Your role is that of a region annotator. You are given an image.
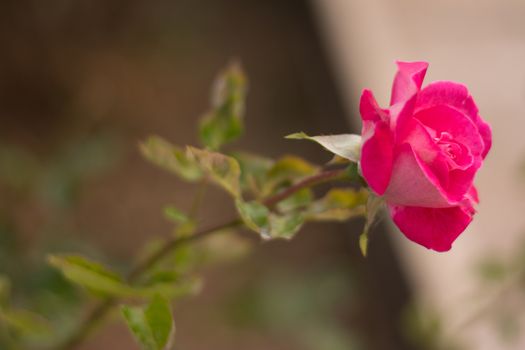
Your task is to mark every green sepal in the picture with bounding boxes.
[286,132,362,162]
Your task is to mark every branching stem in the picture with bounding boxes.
[54,167,347,350]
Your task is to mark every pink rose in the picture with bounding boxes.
[359,61,492,251]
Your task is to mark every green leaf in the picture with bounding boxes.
[306,188,368,222]
[199,62,247,150]
[186,147,241,198]
[122,306,157,350]
[48,255,127,297]
[198,230,252,263]
[235,199,270,232]
[268,212,305,240]
[286,132,362,162]
[232,151,274,197]
[49,255,199,298]
[235,200,305,240]
[163,206,189,224]
[138,277,202,299]
[0,308,52,339]
[262,156,319,196]
[145,295,174,348]
[121,295,174,350]
[140,136,203,181]
[277,188,313,213]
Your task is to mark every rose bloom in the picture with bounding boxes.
[359,61,492,251]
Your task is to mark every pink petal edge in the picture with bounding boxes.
[388,204,473,252]
[390,61,429,105]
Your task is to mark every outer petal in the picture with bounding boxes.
[467,185,479,204]
[360,89,388,122]
[416,81,492,158]
[384,143,457,207]
[359,89,394,195]
[388,204,473,252]
[360,121,394,195]
[390,61,429,105]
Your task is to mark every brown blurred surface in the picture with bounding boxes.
[0,1,415,349]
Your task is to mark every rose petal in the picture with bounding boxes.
[467,185,479,204]
[360,121,394,195]
[388,204,473,252]
[396,118,450,189]
[414,105,484,158]
[360,89,388,122]
[416,81,492,158]
[384,143,458,207]
[447,160,481,202]
[390,61,429,105]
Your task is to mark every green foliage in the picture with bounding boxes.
[48,255,127,297]
[162,205,197,238]
[305,188,367,221]
[163,206,190,225]
[0,147,39,191]
[277,188,313,213]
[140,136,203,181]
[197,230,252,264]
[199,62,247,150]
[0,308,52,341]
[48,255,199,299]
[401,304,445,350]
[268,212,305,240]
[0,275,55,347]
[235,200,270,232]
[262,155,318,197]
[18,61,376,349]
[232,151,274,198]
[235,200,305,240]
[226,266,361,350]
[359,194,384,257]
[286,132,362,163]
[121,295,174,350]
[186,147,241,198]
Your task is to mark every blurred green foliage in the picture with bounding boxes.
[0,132,120,348]
[199,62,247,151]
[225,265,363,350]
[121,295,174,350]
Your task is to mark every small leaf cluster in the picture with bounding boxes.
[140,63,370,244]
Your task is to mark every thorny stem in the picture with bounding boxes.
[54,168,347,350]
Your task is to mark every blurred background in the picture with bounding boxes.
[0,0,524,349]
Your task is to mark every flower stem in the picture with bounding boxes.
[53,167,347,350]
